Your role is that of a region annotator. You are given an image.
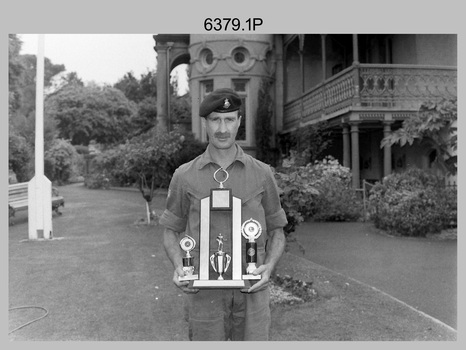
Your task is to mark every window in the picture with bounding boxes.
[232,80,249,142]
[200,48,214,68]
[232,47,250,67]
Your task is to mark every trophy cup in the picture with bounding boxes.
[209,234,231,280]
[242,218,262,280]
[179,235,198,281]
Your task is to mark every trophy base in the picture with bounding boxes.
[192,279,245,288]
[179,274,199,282]
[242,274,261,280]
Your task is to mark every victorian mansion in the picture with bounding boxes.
[153,34,457,187]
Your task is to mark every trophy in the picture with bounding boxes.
[193,167,245,289]
[179,235,198,281]
[209,234,231,280]
[242,218,262,280]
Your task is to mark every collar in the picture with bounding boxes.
[197,143,248,170]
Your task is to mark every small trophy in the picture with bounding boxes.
[179,235,198,281]
[242,218,262,280]
[210,234,231,280]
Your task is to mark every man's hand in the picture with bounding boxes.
[241,227,285,294]
[241,263,273,293]
[172,268,199,294]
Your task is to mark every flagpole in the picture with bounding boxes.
[28,34,53,240]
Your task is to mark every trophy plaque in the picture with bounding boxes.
[179,235,199,281]
[192,167,245,289]
[241,218,262,280]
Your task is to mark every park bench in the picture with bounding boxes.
[8,182,65,225]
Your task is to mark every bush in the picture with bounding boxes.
[274,162,319,235]
[309,157,363,222]
[44,138,80,184]
[84,172,110,189]
[368,168,456,237]
[9,132,33,182]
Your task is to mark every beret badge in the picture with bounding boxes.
[223,98,231,109]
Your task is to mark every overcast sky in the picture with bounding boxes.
[18,34,188,94]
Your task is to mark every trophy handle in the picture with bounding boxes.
[224,254,231,272]
[210,254,217,272]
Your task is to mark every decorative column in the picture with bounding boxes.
[155,46,168,132]
[352,34,361,107]
[350,122,360,188]
[342,124,350,168]
[321,34,327,81]
[383,121,393,177]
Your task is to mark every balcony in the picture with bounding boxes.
[283,64,457,131]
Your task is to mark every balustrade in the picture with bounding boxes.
[283,64,457,130]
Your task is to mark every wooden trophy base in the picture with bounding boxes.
[193,279,245,289]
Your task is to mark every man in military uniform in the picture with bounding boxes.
[160,88,287,341]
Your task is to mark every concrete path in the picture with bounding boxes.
[291,221,457,329]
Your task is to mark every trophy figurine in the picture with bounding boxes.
[179,235,198,281]
[241,218,262,280]
[210,234,231,280]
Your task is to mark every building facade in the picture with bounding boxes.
[154,34,457,187]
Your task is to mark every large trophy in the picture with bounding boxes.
[181,167,262,289]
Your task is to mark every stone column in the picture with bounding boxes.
[383,122,393,177]
[342,124,350,168]
[155,46,168,132]
[321,34,327,81]
[350,122,360,188]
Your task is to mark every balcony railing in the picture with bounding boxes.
[283,64,457,130]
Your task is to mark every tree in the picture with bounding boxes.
[45,84,137,146]
[120,129,184,224]
[381,98,457,175]
[8,34,24,115]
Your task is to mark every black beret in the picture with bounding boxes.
[199,88,242,118]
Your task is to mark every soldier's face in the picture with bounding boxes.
[203,111,241,150]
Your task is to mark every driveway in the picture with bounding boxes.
[292,221,457,329]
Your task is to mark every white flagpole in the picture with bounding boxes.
[28,34,53,240]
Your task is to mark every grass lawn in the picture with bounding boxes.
[8,184,457,341]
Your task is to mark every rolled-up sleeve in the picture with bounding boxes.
[159,169,188,233]
[262,167,288,232]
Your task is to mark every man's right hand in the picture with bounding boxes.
[172,268,199,294]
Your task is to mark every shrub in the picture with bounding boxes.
[274,163,319,235]
[368,168,456,236]
[44,138,79,184]
[308,157,363,222]
[275,154,363,235]
[84,172,110,189]
[9,132,33,182]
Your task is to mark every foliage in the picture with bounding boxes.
[307,157,363,222]
[84,172,110,189]
[45,84,137,146]
[255,78,277,166]
[368,168,456,237]
[381,98,457,175]
[8,34,24,115]
[120,129,184,197]
[114,71,157,103]
[274,154,320,235]
[44,139,80,184]
[9,131,33,182]
[279,121,333,165]
[275,154,363,235]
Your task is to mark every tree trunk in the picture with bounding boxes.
[146,201,151,225]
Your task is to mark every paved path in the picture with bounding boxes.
[292,221,457,329]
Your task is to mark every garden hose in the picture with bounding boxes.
[8,306,49,334]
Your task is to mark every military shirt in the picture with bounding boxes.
[160,144,287,278]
